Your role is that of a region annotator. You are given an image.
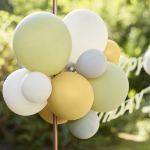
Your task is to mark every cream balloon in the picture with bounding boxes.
[75,49,107,78]
[21,72,52,103]
[13,12,72,76]
[68,110,99,139]
[48,72,94,120]
[144,49,150,59]
[63,9,108,62]
[143,51,150,75]
[88,62,129,112]
[2,69,47,116]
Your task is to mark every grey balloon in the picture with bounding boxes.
[17,60,24,68]
[67,110,99,139]
[75,49,107,78]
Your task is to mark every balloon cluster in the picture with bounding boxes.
[3,9,129,139]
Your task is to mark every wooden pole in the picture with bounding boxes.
[53,0,57,15]
[53,114,58,150]
[53,1,58,150]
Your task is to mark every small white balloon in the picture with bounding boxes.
[75,49,107,78]
[144,51,150,75]
[2,69,47,116]
[21,72,52,103]
[61,60,75,72]
[67,110,99,139]
[64,9,108,62]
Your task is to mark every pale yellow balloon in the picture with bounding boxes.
[103,40,120,64]
[88,62,129,112]
[48,72,94,120]
[39,105,67,124]
[13,12,72,76]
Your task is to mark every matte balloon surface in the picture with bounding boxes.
[88,62,129,112]
[75,49,107,78]
[143,51,150,75]
[103,40,120,64]
[68,110,99,139]
[2,69,47,116]
[48,72,94,120]
[13,12,72,76]
[39,105,67,124]
[64,9,108,62]
[21,72,52,103]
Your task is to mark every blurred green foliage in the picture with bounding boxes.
[0,0,150,149]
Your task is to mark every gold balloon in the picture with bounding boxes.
[88,62,129,112]
[48,72,94,120]
[103,40,120,64]
[39,105,67,124]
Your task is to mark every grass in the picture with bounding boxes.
[64,132,150,150]
[100,139,150,150]
[0,138,150,150]
[65,139,150,150]
[0,132,150,150]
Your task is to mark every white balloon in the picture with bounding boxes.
[68,110,99,139]
[144,49,150,59]
[144,52,150,75]
[61,60,75,72]
[2,69,47,116]
[75,49,107,78]
[63,9,108,62]
[21,72,52,103]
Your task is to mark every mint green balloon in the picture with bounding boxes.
[68,110,99,139]
[88,62,129,112]
[13,12,72,76]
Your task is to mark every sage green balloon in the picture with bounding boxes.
[67,110,99,139]
[13,12,72,76]
[88,62,129,112]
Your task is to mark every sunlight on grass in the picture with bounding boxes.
[118,132,148,142]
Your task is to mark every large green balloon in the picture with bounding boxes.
[88,62,129,112]
[13,12,72,76]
